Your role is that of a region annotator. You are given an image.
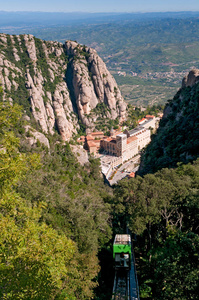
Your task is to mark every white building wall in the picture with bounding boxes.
[122,139,138,162]
[142,118,156,129]
[137,129,151,149]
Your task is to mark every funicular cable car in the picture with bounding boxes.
[113,234,131,270]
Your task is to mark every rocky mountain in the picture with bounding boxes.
[0,34,126,140]
[139,69,199,175]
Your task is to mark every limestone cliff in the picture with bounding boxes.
[0,34,126,140]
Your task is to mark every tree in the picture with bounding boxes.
[113,161,199,300]
[0,101,98,299]
[151,230,199,300]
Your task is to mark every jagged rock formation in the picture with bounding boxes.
[24,125,50,149]
[70,145,89,166]
[138,69,199,175]
[182,69,199,88]
[0,34,127,140]
[65,41,126,126]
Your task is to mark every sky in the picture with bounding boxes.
[1,0,199,13]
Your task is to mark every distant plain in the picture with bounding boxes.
[1,11,199,106]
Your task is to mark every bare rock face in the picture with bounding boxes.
[182,69,199,88]
[0,34,127,141]
[70,145,89,165]
[65,41,127,128]
[24,34,37,62]
[24,125,50,148]
[88,47,126,121]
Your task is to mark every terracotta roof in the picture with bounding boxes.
[105,137,113,142]
[129,172,135,178]
[86,135,94,140]
[138,118,146,124]
[90,131,104,136]
[87,141,97,148]
[127,136,138,144]
[145,115,155,119]
[93,139,101,143]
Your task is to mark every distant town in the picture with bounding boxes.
[77,114,162,184]
[118,69,197,84]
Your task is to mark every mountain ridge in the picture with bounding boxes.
[138,68,199,175]
[0,33,126,140]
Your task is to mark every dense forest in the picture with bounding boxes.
[0,58,199,298]
[0,91,112,299]
[139,80,199,175]
[113,161,199,299]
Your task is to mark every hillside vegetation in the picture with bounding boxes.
[139,73,199,175]
[111,72,199,299]
[112,160,199,299]
[0,96,112,299]
[0,31,199,298]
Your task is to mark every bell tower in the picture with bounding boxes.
[116,134,127,157]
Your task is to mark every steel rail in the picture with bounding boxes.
[112,270,130,300]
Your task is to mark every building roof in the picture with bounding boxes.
[104,137,116,142]
[128,126,145,136]
[116,133,127,138]
[127,136,138,144]
[86,135,94,141]
[145,115,155,119]
[90,131,104,136]
[87,141,97,148]
[129,172,135,178]
[138,118,146,124]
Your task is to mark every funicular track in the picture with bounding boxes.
[112,234,139,300]
[112,270,130,300]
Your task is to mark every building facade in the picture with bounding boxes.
[86,125,151,161]
[100,125,149,162]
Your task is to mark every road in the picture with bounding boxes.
[110,155,140,185]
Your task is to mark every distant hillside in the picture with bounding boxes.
[2,13,199,106]
[138,69,199,175]
[1,11,199,31]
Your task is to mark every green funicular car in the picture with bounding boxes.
[113,234,131,269]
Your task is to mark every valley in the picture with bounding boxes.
[7,14,199,107]
[0,12,199,299]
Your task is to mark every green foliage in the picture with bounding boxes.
[112,160,199,299]
[4,35,16,64]
[0,35,32,115]
[34,37,62,94]
[89,103,119,132]
[123,104,163,129]
[18,140,112,254]
[74,44,90,60]
[150,231,199,299]
[0,81,3,101]
[0,101,112,299]
[139,82,199,175]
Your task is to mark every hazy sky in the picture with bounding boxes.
[1,0,199,13]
